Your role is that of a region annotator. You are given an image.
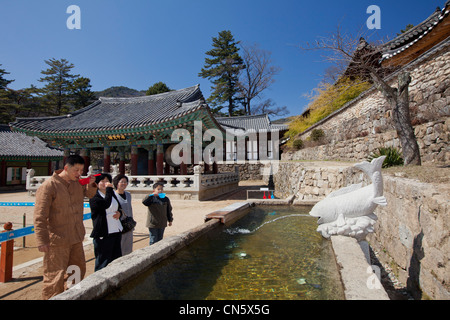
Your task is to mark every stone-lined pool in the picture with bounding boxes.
[106,205,344,300]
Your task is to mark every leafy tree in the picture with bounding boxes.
[38,58,79,115]
[146,81,172,95]
[70,77,96,110]
[199,30,245,116]
[2,86,45,123]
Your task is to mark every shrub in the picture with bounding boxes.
[368,147,404,168]
[310,129,325,141]
[293,139,304,150]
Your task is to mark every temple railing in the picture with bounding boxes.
[126,175,199,191]
[25,167,239,200]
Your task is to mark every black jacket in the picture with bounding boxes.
[90,187,122,238]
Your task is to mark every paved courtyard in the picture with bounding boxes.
[0,182,263,300]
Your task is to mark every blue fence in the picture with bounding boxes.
[0,202,91,243]
[0,202,90,208]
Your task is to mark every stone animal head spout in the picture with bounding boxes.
[353,155,386,181]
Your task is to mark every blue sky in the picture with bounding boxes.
[0,0,444,119]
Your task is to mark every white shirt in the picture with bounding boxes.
[98,190,123,234]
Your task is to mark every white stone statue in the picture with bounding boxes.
[193,165,203,174]
[309,156,387,240]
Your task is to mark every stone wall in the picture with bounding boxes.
[273,161,449,300]
[218,162,265,181]
[284,40,450,165]
[284,119,449,164]
[367,176,450,300]
[274,161,370,201]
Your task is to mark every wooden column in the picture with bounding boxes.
[80,148,90,175]
[204,146,210,173]
[0,160,6,187]
[147,147,155,175]
[156,144,164,175]
[164,162,171,175]
[130,146,138,176]
[180,150,187,175]
[103,146,111,173]
[118,147,126,175]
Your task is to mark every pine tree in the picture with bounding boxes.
[199,30,245,116]
[70,77,96,110]
[0,64,13,90]
[39,58,79,115]
[0,64,15,124]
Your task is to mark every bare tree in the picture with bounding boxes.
[252,98,289,117]
[300,26,421,166]
[238,43,281,115]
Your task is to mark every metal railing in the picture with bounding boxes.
[0,202,91,243]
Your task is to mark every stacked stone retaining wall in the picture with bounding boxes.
[274,161,449,299]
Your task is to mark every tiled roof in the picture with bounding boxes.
[10,85,206,136]
[216,114,289,133]
[381,1,450,61]
[0,131,63,158]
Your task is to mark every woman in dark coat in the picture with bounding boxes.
[89,173,123,271]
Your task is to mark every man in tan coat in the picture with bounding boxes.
[34,155,97,300]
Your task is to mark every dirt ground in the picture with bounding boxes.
[0,182,262,300]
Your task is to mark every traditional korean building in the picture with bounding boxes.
[10,85,225,176]
[216,114,288,161]
[381,1,450,67]
[9,85,286,179]
[10,85,288,199]
[0,125,63,189]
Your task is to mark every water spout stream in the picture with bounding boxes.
[225,214,310,235]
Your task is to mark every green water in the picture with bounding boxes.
[107,206,345,300]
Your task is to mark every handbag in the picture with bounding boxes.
[113,192,137,233]
[121,212,137,233]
